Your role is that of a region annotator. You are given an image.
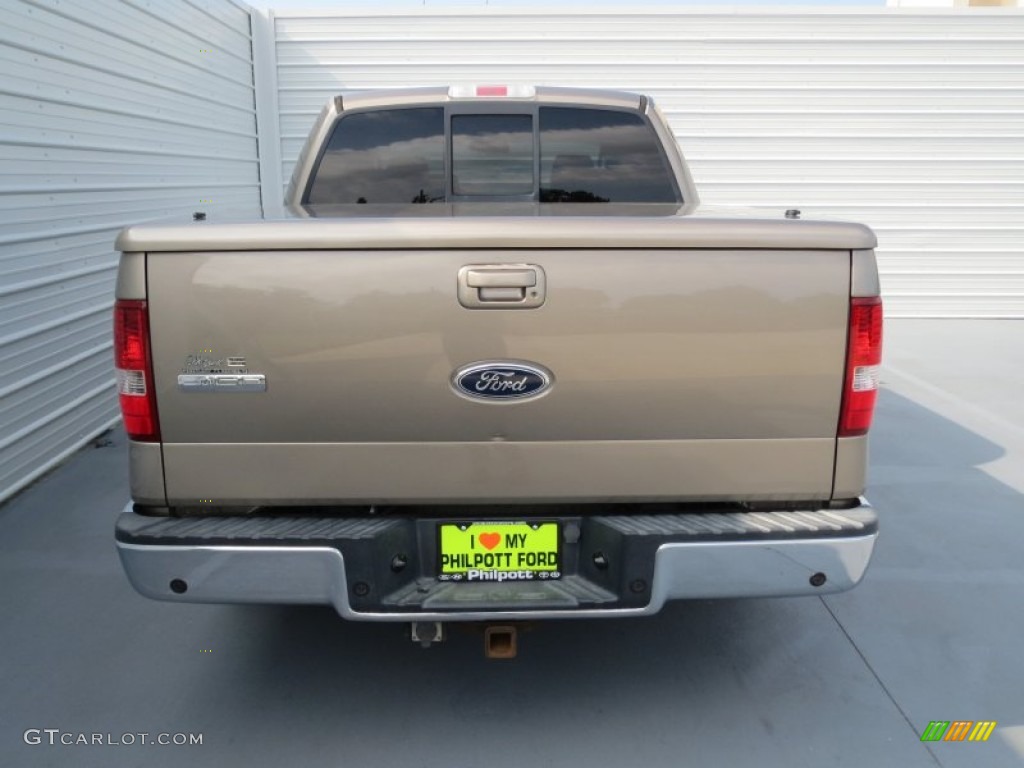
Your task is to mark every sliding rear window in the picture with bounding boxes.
[305,105,679,204]
[451,114,534,197]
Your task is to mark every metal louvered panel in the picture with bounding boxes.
[0,0,259,503]
[271,7,1024,318]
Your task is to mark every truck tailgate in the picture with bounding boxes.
[147,246,849,505]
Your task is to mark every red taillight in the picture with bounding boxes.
[839,296,883,437]
[114,299,160,441]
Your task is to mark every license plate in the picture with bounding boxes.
[438,522,561,582]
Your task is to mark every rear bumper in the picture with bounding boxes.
[115,501,878,621]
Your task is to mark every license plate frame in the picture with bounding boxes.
[437,521,562,582]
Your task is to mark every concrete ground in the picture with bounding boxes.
[1,319,1022,768]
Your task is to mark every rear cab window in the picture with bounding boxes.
[452,114,534,197]
[306,108,446,205]
[539,108,679,203]
[304,105,681,205]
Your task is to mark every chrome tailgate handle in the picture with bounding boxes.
[458,264,546,309]
[466,269,536,288]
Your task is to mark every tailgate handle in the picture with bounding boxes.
[466,269,536,289]
[458,265,546,309]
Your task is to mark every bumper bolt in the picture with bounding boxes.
[391,554,408,573]
[353,581,371,597]
[629,579,647,594]
[809,572,827,588]
[592,552,609,570]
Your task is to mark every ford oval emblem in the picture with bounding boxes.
[452,361,553,402]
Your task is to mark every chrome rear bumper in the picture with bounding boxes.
[116,501,877,621]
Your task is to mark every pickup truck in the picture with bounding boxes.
[113,86,882,653]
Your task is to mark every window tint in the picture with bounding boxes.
[306,108,445,204]
[452,115,534,196]
[539,108,679,203]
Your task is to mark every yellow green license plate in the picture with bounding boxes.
[438,522,561,582]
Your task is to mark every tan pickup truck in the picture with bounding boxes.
[113,86,882,651]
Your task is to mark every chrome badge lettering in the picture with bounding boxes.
[181,353,248,374]
[177,374,266,393]
[178,352,264,392]
[452,361,553,402]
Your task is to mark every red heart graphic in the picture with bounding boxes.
[479,532,501,551]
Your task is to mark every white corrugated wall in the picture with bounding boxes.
[270,7,1024,319]
[0,0,260,503]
